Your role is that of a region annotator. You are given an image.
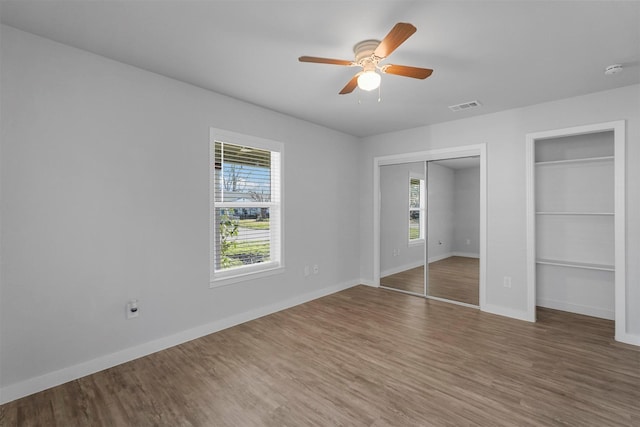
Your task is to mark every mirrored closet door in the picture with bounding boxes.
[379,162,426,296]
[425,157,480,306]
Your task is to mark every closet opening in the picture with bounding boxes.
[525,121,628,343]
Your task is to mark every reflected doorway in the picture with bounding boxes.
[426,157,480,306]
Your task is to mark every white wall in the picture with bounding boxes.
[427,163,454,261]
[359,84,640,336]
[379,162,424,276]
[452,166,480,255]
[0,26,361,402]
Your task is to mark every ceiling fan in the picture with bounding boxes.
[299,22,433,95]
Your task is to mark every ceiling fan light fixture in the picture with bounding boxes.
[357,71,381,91]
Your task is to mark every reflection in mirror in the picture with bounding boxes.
[379,162,426,295]
[426,157,480,305]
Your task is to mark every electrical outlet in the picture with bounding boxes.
[466,239,471,245]
[503,276,512,288]
[126,299,139,319]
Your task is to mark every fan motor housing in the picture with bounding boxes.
[354,39,381,64]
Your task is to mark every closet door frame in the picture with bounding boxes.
[373,144,487,310]
[525,120,629,343]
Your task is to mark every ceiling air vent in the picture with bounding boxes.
[448,100,482,112]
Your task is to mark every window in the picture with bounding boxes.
[409,175,425,242]
[210,129,283,286]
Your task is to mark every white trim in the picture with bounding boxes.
[380,286,425,298]
[536,298,614,321]
[616,332,640,347]
[483,304,532,322]
[451,252,480,259]
[380,260,425,278]
[613,122,626,341]
[210,264,284,288]
[427,252,479,263]
[359,278,378,287]
[478,144,487,310]
[426,295,479,310]
[381,253,480,277]
[525,131,537,322]
[0,279,361,405]
[428,252,453,263]
[525,121,628,340]
[373,144,487,313]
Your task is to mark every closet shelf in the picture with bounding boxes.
[536,211,614,216]
[536,258,614,272]
[535,156,614,166]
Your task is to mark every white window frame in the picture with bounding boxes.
[408,172,426,245]
[210,128,284,287]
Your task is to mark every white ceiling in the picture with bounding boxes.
[1,1,639,137]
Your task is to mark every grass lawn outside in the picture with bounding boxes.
[238,219,270,230]
[224,240,270,267]
[409,223,420,240]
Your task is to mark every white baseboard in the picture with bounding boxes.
[536,298,614,321]
[428,252,480,263]
[380,260,424,278]
[359,278,377,287]
[0,279,361,405]
[381,253,481,277]
[451,251,480,259]
[615,332,640,346]
[427,252,451,263]
[483,303,533,322]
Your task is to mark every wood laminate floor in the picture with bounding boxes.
[2,285,639,426]
[380,256,479,305]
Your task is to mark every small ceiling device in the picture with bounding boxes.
[604,64,623,75]
[298,22,433,94]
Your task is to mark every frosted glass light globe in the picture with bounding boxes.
[357,71,381,91]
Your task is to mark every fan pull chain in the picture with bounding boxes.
[378,85,382,102]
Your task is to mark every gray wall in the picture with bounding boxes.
[379,162,480,274]
[452,166,480,255]
[0,26,361,398]
[379,162,424,276]
[427,163,454,261]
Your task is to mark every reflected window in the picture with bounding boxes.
[409,176,425,242]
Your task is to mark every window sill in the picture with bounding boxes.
[210,263,284,288]
[408,239,425,247]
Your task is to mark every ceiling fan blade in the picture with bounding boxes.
[373,22,417,58]
[299,56,354,66]
[339,74,360,95]
[382,64,433,79]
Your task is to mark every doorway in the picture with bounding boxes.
[525,121,629,343]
